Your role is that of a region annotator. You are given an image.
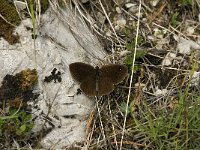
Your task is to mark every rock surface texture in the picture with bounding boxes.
[0,6,106,149]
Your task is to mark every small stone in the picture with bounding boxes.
[162,52,176,66]
[114,25,120,31]
[147,35,154,40]
[155,88,168,96]
[191,71,200,86]
[162,58,171,66]
[198,14,200,22]
[169,52,176,59]
[116,16,126,27]
[150,0,160,6]
[186,27,195,35]
[176,37,200,55]
[14,0,27,11]
[119,50,132,57]
[97,12,106,24]
[125,3,136,8]
[128,5,137,14]
[135,82,146,87]
[116,7,122,14]
[80,0,89,3]
[106,30,112,37]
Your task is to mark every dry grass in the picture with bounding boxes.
[1,0,200,149]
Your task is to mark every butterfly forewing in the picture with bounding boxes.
[69,62,96,83]
[99,64,128,84]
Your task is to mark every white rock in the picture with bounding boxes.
[97,12,106,24]
[116,7,122,14]
[153,28,167,39]
[150,0,160,6]
[175,36,200,55]
[155,88,168,96]
[119,50,132,57]
[125,3,136,8]
[147,35,154,40]
[162,58,172,66]
[186,27,195,35]
[135,82,146,87]
[106,29,112,37]
[169,52,176,58]
[191,71,200,86]
[114,25,120,31]
[162,52,176,66]
[199,13,200,22]
[116,16,126,27]
[0,6,106,149]
[81,0,89,3]
[128,5,138,14]
[14,0,27,11]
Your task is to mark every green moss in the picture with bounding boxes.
[41,0,49,13]
[27,0,49,14]
[0,0,21,44]
[20,69,38,91]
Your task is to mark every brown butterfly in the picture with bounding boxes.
[69,62,128,96]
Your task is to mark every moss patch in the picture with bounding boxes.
[27,0,49,14]
[0,0,21,44]
[0,69,38,148]
[0,68,38,106]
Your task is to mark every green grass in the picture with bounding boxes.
[121,62,200,149]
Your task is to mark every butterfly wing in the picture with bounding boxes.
[99,64,128,84]
[80,75,97,96]
[97,76,114,96]
[69,62,96,83]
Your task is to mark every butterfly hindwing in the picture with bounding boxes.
[97,76,114,96]
[80,75,97,96]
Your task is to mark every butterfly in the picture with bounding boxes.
[69,62,128,96]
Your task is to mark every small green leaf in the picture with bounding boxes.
[171,12,179,27]
[20,124,26,132]
[24,114,32,122]
[132,64,141,72]
[120,102,131,115]
[26,123,34,130]
[124,27,131,37]
[135,50,147,59]
[126,41,135,51]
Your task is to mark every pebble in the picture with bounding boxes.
[150,0,160,6]
[14,0,27,11]
[81,0,89,3]
[128,5,138,14]
[125,3,136,8]
[162,52,176,66]
[186,27,195,35]
[116,16,126,27]
[116,7,122,14]
[155,88,168,96]
[97,12,106,24]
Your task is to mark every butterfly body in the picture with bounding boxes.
[69,62,128,96]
